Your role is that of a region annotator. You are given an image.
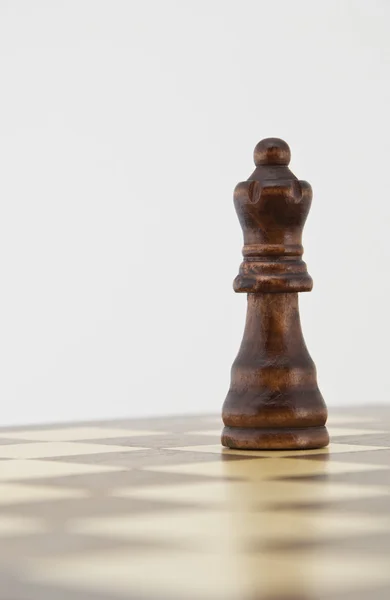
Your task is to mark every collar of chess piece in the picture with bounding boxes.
[233,137,313,293]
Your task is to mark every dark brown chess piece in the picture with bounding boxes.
[222,138,329,450]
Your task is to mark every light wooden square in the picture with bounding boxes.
[25,549,390,599]
[68,508,390,548]
[144,456,388,480]
[0,483,86,505]
[0,516,45,537]
[114,479,390,508]
[0,427,166,442]
[329,427,388,436]
[0,459,123,482]
[0,441,145,459]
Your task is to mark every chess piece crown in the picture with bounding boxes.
[234,138,313,294]
[222,138,328,450]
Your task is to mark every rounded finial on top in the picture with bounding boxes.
[253,138,291,167]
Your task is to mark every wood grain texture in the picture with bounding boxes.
[222,138,328,450]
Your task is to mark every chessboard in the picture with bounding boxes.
[0,407,389,600]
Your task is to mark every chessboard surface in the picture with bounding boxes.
[0,407,389,600]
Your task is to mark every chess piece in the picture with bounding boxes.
[222,138,329,450]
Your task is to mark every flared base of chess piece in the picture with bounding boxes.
[221,425,329,450]
[222,293,329,451]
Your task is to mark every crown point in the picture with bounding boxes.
[253,138,291,166]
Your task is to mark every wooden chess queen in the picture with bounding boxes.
[222,138,329,450]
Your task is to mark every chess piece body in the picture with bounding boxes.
[222,138,328,450]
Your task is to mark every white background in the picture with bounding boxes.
[0,0,389,425]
